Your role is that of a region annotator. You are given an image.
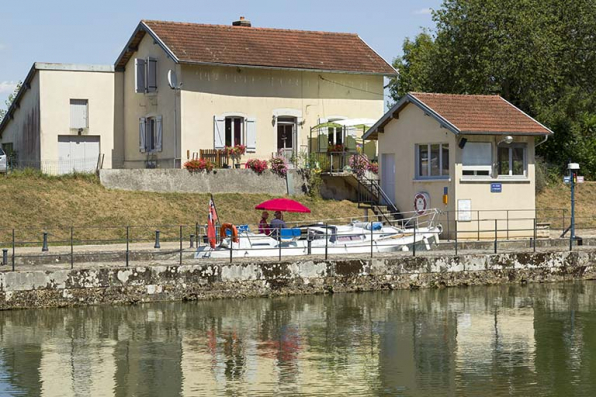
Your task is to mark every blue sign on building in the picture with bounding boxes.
[491,183,502,193]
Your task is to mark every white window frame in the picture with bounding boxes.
[225,116,245,147]
[462,142,493,178]
[497,143,527,178]
[415,143,450,180]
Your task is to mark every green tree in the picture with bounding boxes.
[390,0,596,174]
[0,82,22,122]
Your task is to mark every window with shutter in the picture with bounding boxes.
[462,142,492,177]
[214,116,225,149]
[139,117,147,152]
[155,116,163,152]
[70,99,88,129]
[246,118,257,152]
[147,58,158,93]
[135,59,146,93]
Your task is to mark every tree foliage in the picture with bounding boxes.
[390,0,596,176]
[0,82,22,123]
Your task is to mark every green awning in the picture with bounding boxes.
[310,122,343,130]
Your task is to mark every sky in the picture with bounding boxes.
[0,0,442,110]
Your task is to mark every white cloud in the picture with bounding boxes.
[413,8,433,15]
[0,81,18,95]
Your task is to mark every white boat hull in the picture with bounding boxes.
[195,227,440,259]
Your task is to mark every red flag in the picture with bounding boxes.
[207,197,218,248]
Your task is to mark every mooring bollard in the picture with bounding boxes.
[1,249,7,266]
[42,232,49,252]
[190,234,195,248]
[154,230,161,249]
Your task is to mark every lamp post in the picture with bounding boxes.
[568,162,580,248]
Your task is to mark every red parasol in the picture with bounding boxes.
[255,198,311,213]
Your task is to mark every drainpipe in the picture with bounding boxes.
[535,134,549,147]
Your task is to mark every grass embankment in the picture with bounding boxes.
[0,170,363,244]
[537,181,596,229]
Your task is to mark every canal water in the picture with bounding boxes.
[0,282,595,396]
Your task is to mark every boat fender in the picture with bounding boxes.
[220,223,240,243]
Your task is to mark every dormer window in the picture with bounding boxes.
[135,58,158,94]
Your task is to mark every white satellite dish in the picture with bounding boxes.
[168,70,178,89]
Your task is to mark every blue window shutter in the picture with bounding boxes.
[246,118,257,153]
[214,116,225,149]
[135,59,146,93]
[139,117,147,152]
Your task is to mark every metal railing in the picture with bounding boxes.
[0,208,592,271]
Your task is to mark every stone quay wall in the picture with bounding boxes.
[99,169,310,195]
[1,250,596,310]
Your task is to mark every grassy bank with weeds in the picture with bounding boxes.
[0,170,364,244]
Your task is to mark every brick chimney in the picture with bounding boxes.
[232,16,252,27]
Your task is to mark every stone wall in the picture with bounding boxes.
[1,251,595,310]
[99,168,309,195]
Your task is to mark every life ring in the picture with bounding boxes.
[220,223,239,243]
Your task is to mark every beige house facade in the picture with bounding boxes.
[114,19,393,168]
[363,93,553,238]
[0,63,115,174]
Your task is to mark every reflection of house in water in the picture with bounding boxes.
[455,304,536,390]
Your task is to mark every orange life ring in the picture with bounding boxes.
[220,223,239,243]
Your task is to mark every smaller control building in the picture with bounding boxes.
[364,92,553,238]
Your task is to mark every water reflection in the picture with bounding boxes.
[0,282,596,396]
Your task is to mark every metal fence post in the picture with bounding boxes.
[11,229,15,271]
[506,210,510,240]
[413,223,416,257]
[70,227,74,270]
[2,249,7,266]
[533,218,537,253]
[154,230,161,249]
[454,218,458,256]
[42,231,49,252]
[494,219,497,254]
[446,210,450,242]
[126,226,130,267]
[370,223,374,258]
[196,222,200,247]
[278,235,282,261]
[190,234,195,248]
[325,223,328,260]
[230,235,234,263]
[179,225,183,266]
[477,211,480,241]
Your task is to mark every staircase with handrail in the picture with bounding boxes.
[350,154,403,224]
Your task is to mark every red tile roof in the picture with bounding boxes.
[410,92,551,135]
[138,20,395,75]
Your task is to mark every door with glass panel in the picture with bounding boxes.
[277,117,297,163]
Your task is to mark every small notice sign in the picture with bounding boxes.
[490,183,502,193]
[577,176,585,183]
[564,176,571,184]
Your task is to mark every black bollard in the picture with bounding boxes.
[2,249,7,266]
[42,232,49,252]
[190,234,195,248]
[154,230,161,249]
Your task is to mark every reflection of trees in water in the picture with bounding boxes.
[222,331,245,381]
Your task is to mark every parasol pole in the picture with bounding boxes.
[210,193,221,241]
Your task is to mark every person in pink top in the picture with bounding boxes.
[258,211,270,235]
